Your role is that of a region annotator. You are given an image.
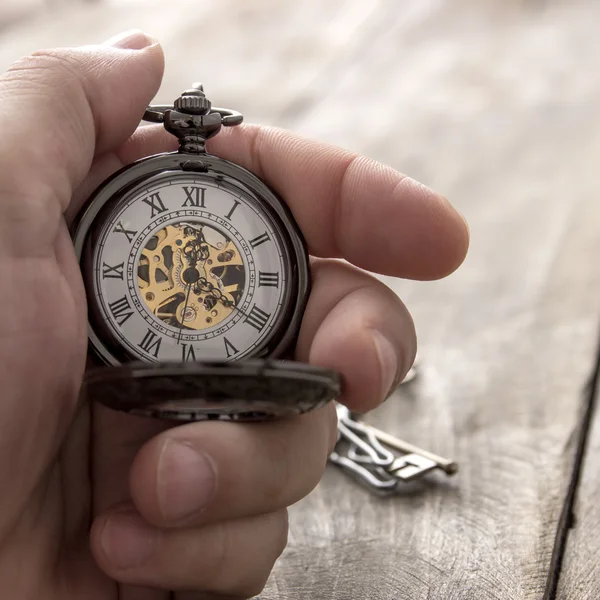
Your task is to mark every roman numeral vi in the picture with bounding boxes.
[181,344,196,362]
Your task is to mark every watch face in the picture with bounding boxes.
[75,157,308,366]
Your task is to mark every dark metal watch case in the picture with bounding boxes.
[72,84,341,421]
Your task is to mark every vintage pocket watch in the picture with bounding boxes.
[72,83,340,421]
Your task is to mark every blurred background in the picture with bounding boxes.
[2,1,597,315]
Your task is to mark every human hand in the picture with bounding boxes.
[0,31,468,599]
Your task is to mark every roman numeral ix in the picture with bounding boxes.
[258,272,279,288]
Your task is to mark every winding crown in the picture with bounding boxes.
[174,83,212,114]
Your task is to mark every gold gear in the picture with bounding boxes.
[138,222,245,330]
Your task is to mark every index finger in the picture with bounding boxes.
[208,124,469,280]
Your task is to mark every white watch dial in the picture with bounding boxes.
[92,172,291,362]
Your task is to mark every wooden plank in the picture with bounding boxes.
[556,356,600,597]
[258,1,600,598]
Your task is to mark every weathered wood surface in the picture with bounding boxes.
[2,1,600,599]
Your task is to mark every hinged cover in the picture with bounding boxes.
[84,359,341,421]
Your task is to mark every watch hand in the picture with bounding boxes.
[218,296,254,321]
[177,244,201,345]
[195,278,232,310]
[177,281,193,345]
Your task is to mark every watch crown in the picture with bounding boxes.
[174,83,212,114]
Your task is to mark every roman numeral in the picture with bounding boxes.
[138,328,162,358]
[142,192,167,218]
[225,200,240,220]
[113,221,137,243]
[224,337,239,358]
[244,305,271,332]
[258,272,279,288]
[181,343,196,362]
[102,262,124,280]
[108,295,134,326]
[249,232,270,249]
[182,186,206,208]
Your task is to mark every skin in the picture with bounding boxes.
[0,31,469,600]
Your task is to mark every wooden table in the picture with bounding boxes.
[2,1,600,598]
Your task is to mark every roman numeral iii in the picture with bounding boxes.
[258,272,279,288]
[244,305,271,332]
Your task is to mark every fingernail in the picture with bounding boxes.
[103,30,156,50]
[101,510,157,570]
[372,330,398,401]
[157,440,217,523]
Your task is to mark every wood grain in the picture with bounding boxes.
[262,1,600,598]
[2,1,600,599]
[556,346,600,598]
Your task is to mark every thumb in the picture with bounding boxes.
[0,33,163,536]
[0,31,164,255]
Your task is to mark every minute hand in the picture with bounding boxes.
[177,282,193,345]
[197,278,251,320]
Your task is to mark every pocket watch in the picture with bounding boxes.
[72,83,340,421]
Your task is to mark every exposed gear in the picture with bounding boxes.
[137,221,246,331]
